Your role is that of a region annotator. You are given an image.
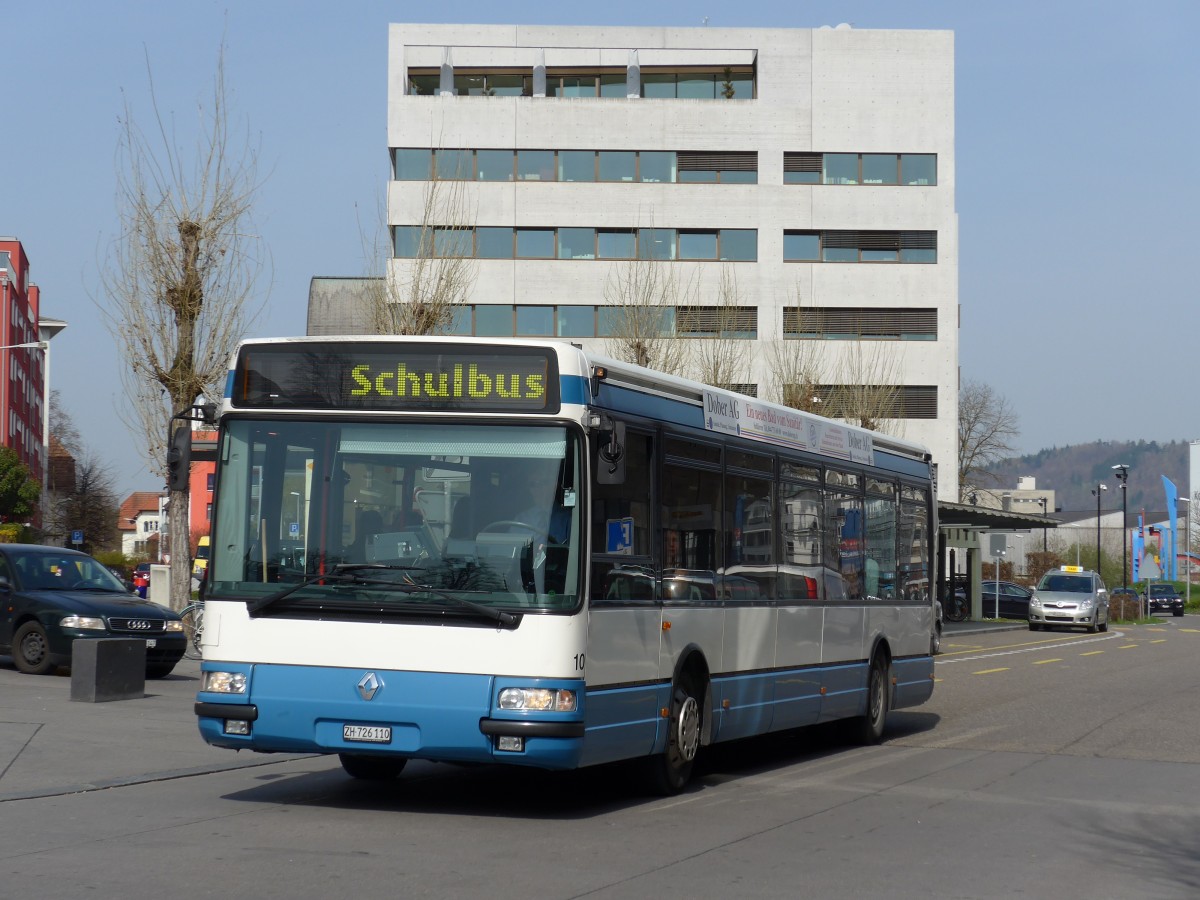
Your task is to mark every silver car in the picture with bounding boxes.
[1028,567,1110,634]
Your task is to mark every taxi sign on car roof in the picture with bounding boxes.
[1060,565,1083,572]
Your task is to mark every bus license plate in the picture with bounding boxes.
[343,724,392,744]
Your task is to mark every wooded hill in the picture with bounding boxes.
[984,439,1191,514]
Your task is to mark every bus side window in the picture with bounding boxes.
[590,429,653,604]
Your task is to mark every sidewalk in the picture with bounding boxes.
[0,655,306,802]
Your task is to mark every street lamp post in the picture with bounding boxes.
[1091,483,1107,574]
[1112,465,1130,589]
[1038,496,1048,552]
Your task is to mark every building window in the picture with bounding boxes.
[558,150,596,182]
[676,306,758,339]
[785,152,937,186]
[677,151,757,184]
[598,230,636,259]
[517,150,556,182]
[557,306,595,336]
[206,503,213,522]
[783,307,938,341]
[476,227,514,259]
[558,228,597,260]
[515,229,555,258]
[206,473,214,491]
[476,150,515,182]
[433,149,473,180]
[783,230,937,263]
[394,149,432,181]
[598,151,636,182]
[805,385,938,420]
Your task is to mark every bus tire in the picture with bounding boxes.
[848,653,890,745]
[646,673,703,795]
[338,754,407,781]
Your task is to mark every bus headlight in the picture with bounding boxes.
[203,671,248,694]
[60,615,106,630]
[498,687,577,712]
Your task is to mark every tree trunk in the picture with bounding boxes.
[168,486,191,612]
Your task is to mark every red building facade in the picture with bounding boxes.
[0,238,46,480]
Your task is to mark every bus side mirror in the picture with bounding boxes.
[596,420,626,485]
[167,426,193,492]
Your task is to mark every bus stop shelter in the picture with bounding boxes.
[937,501,1057,620]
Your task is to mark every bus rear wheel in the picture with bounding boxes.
[847,653,890,745]
[646,674,703,795]
[339,754,407,781]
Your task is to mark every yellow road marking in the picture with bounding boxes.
[1080,650,1104,656]
[1119,644,1137,649]
[1181,629,1200,633]
[1150,639,1167,644]
[1034,658,1062,664]
[973,667,1010,675]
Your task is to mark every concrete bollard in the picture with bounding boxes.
[70,639,146,702]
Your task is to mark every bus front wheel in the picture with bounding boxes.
[338,753,407,781]
[646,674,703,795]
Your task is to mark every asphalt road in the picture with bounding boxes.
[3,618,1200,899]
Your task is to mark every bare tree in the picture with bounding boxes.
[603,227,695,374]
[99,45,265,609]
[369,156,476,335]
[767,291,827,414]
[821,337,904,434]
[958,378,1020,499]
[691,265,750,389]
[767,291,902,430]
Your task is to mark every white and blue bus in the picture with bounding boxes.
[193,336,936,792]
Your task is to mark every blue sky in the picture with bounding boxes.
[4,1,1197,501]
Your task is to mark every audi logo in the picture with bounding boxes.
[127,620,152,630]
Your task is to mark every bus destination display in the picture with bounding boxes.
[233,344,558,413]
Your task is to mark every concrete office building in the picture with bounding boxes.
[311,23,959,499]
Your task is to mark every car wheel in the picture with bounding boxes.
[646,672,704,795]
[13,621,55,675]
[146,663,177,679]
[1028,623,1041,632]
[339,754,407,781]
[1174,609,1184,618]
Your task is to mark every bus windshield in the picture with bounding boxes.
[209,419,583,615]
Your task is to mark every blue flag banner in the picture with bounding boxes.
[1132,514,1144,582]
[1163,477,1178,580]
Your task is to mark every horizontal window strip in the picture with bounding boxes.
[784,307,937,339]
[676,305,759,336]
[808,384,938,420]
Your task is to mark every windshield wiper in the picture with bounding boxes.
[246,564,518,627]
[246,568,358,614]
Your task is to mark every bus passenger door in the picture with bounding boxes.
[582,428,660,767]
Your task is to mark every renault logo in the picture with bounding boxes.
[357,672,382,701]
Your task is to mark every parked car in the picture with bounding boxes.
[1142,584,1184,617]
[980,581,1033,620]
[0,545,185,678]
[1028,565,1110,633]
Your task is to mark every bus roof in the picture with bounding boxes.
[226,335,932,465]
